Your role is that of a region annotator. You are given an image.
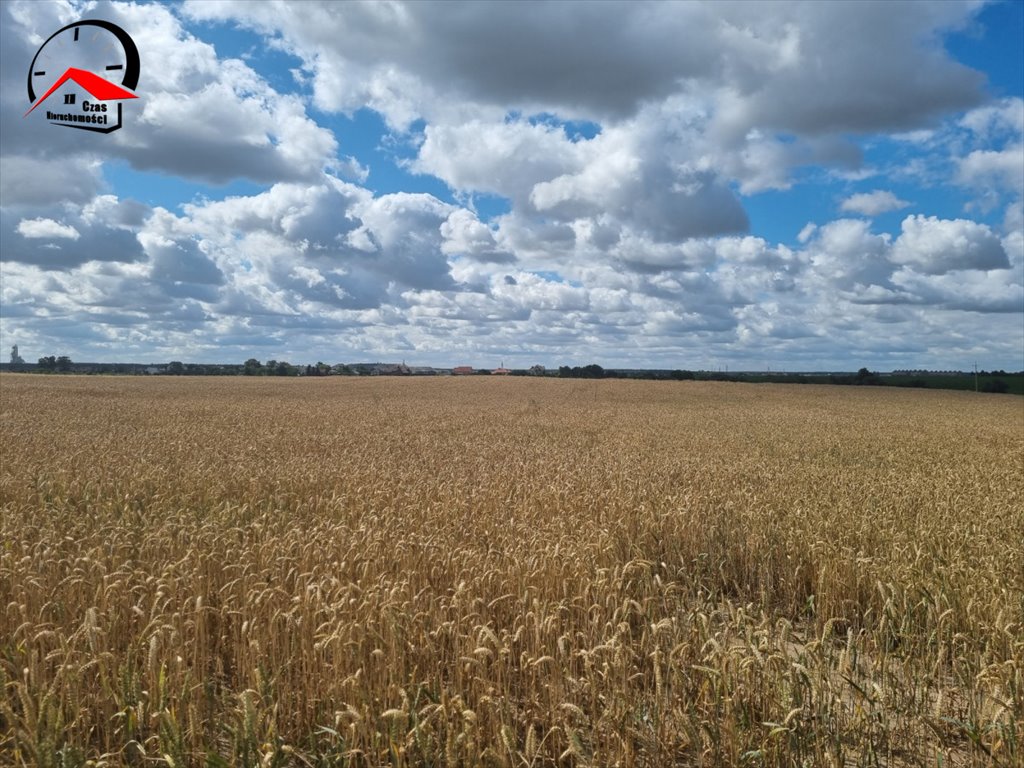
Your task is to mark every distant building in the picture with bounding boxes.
[891,369,965,376]
[452,366,474,375]
[491,367,511,375]
[349,362,411,375]
[374,363,410,375]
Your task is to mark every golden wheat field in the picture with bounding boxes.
[0,374,1021,767]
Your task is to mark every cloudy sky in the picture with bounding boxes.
[1,0,1021,370]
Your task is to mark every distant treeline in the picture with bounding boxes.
[3,358,1021,394]
[554,365,1022,394]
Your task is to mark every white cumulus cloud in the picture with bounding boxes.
[840,190,911,217]
[16,218,80,240]
[891,215,1010,275]
[956,145,1024,194]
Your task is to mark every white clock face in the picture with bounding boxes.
[28,20,140,104]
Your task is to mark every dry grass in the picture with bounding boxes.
[0,374,1021,767]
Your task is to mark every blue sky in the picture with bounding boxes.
[1,0,1022,370]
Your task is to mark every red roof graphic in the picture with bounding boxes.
[25,67,138,116]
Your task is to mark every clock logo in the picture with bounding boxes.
[24,19,140,134]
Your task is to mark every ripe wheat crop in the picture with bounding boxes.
[0,374,1021,766]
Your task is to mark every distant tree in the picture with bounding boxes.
[243,358,263,376]
[981,379,1009,394]
[671,369,696,380]
[274,361,296,376]
[303,362,330,376]
[167,361,185,375]
[55,356,73,372]
[38,355,57,372]
[856,367,880,385]
[558,364,604,379]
